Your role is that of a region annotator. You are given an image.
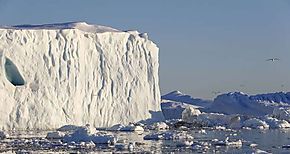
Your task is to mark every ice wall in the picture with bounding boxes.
[0,22,162,130]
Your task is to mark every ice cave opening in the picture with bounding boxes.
[4,58,25,86]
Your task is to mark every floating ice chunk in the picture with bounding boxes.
[272,107,290,122]
[263,116,290,129]
[143,132,174,140]
[115,142,135,151]
[148,122,169,130]
[228,115,242,129]
[107,124,144,132]
[213,137,242,147]
[182,111,234,127]
[225,139,242,147]
[62,127,93,143]
[128,142,135,151]
[90,134,116,144]
[62,126,116,144]
[79,141,95,148]
[144,131,193,141]
[249,143,258,148]
[198,129,207,134]
[243,118,269,129]
[46,131,65,139]
[191,143,202,150]
[161,100,198,120]
[176,140,194,147]
[214,126,226,130]
[182,107,201,122]
[121,125,144,132]
[253,149,271,154]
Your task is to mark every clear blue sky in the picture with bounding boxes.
[1,0,290,99]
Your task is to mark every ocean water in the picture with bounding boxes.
[1,128,290,153]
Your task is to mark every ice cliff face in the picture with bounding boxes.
[0,22,162,130]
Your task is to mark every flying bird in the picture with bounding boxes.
[266,58,280,62]
[281,84,285,88]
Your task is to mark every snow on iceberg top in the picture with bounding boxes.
[0,22,130,34]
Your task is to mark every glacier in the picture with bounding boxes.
[0,22,162,130]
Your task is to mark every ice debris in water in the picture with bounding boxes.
[213,137,242,147]
[144,131,193,141]
[181,107,201,122]
[62,125,116,144]
[115,142,135,151]
[147,122,169,130]
[106,124,144,132]
[263,116,290,129]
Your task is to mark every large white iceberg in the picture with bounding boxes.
[0,22,162,130]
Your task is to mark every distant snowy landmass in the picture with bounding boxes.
[161,91,290,129]
[161,91,212,108]
[209,92,273,116]
[250,92,290,105]
[210,92,290,116]
[0,22,162,130]
[162,91,290,119]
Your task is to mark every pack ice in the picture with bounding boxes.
[0,22,162,130]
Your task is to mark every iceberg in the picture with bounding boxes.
[161,91,212,108]
[0,22,162,130]
[209,92,273,116]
